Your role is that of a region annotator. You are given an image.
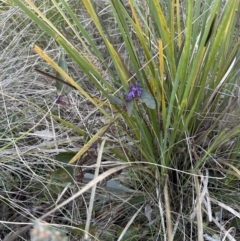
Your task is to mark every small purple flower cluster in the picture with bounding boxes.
[122,83,142,101]
[55,94,63,104]
[90,142,98,149]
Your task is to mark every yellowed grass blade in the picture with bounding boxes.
[68,114,121,164]
[176,0,182,48]
[159,39,166,129]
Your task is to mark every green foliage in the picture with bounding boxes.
[55,50,72,94]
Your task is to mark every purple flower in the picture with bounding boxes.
[90,142,98,149]
[55,94,63,104]
[122,83,142,101]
